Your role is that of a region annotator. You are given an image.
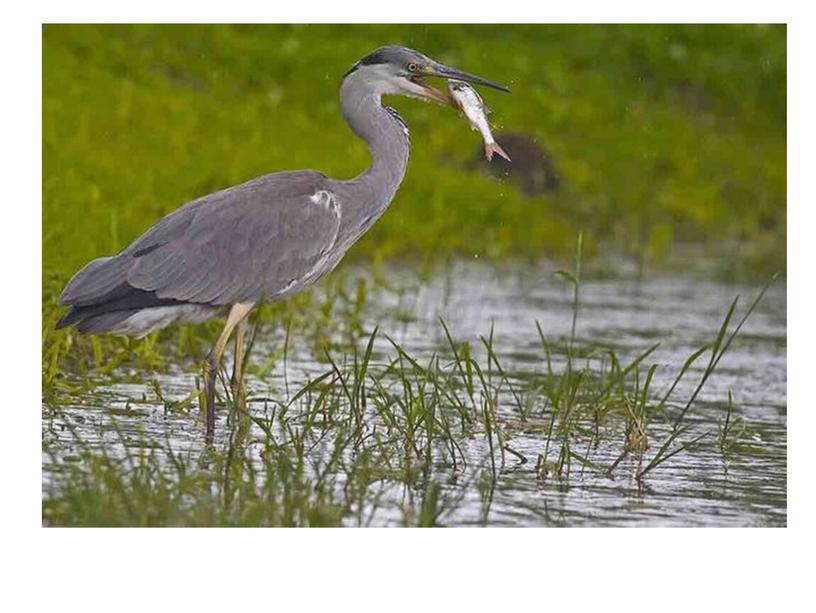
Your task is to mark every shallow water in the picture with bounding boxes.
[42,262,787,526]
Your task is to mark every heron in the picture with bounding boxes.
[56,45,510,437]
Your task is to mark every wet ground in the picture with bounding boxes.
[42,262,787,526]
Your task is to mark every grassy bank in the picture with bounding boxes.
[44,24,785,282]
[43,276,773,526]
[43,24,786,380]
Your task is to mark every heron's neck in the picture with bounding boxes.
[339,76,410,220]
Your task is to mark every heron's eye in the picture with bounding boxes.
[407,63,418,72]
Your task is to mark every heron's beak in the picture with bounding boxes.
[408,75,456,106]
[425,63,511,93]
[410,62,509,107]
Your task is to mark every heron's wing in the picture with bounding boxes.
[58,198,203,307]
[125,171,341,306]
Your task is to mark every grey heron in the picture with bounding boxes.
[56,45,510,438]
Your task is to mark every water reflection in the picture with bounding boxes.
[43,262,787,526]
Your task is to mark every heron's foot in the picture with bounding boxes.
[202,357,218,439]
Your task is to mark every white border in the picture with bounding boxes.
[26,0,799,23]
[2,2,810,610]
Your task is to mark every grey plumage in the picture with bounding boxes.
[58,169,345,335]
[345,45,436,76]
[58,47,508,339]
[61,171,337,304]
[58,55,419,336]
[55,45,509,437]
[57,48,508,338]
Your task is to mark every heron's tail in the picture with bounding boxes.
[485,141,511,163]
[56,283,182,333]
[59,256,131,307]
[56,307,142,334]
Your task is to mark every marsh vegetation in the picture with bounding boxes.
[42,256,786,526]
[42,25,786,526]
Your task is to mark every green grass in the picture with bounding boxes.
[43,239,774,526]
[43,24,786,283]
[42,24,786,385]
[41,25,785,524]
[42,300,762,526]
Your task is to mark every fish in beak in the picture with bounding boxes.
[411,62,510,106]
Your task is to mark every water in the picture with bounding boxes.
[42,262,787,526]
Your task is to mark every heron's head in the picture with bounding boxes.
[344,46,509,106]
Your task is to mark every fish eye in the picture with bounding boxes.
[407,63,418,72]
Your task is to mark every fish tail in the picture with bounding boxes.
[485,141,511,163]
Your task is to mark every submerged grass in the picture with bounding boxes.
[43,240,774,526]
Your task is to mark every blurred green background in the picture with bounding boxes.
[43,24,786,370]
[44,24,786,280]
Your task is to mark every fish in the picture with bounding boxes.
[447,79,511,162]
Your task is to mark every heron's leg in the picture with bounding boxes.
[202,303,255,439]
[231,318,249,407]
